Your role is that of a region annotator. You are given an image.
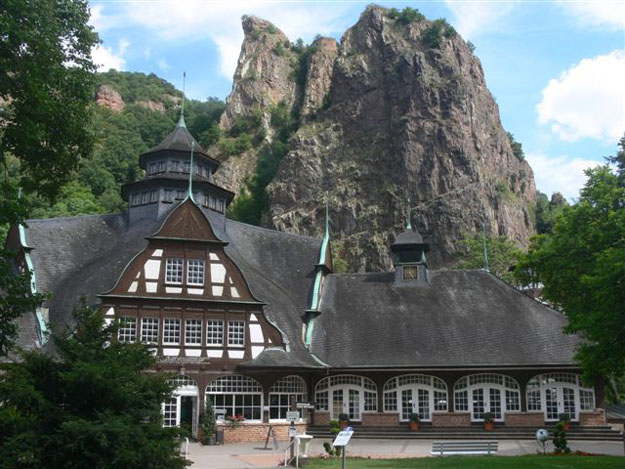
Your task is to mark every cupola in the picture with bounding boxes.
[391,220,429,284]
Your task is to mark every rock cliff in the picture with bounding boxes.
[213,6,537,271]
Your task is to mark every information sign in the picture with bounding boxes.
[332,430,354,447]
[286,410,300,421]
[296,402,316,409]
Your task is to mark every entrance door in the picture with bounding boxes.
[471,387,503,421]
[331,388,362,421]
[545,386,577,421]
[400,388,431,421]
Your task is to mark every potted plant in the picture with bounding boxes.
[483,412,495,430]
[408,413,420,431]
[338,413,350,430]
[558,413,571,431]
[226,414,245,429]
[200,398,217,445]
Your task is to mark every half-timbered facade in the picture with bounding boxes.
[5,118,607,442]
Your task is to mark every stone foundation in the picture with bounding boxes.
[218,422,307,444]
[432,412,471,427]
[504,412,544,426]
[579,410,606,426]
[362,413,399,426]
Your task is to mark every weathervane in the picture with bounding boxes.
[178,71,186,128]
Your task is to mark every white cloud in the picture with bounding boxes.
[90,1,353,79]
[444,0,518,39]
[557,0,625,30]
[92,38,129,72]
[157,58,171,71]
[526,152,602,200]
[536,50,625,143]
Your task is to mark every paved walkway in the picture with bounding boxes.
[186,437,625,468]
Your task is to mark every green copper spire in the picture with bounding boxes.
[324,192,329,238]
[406,199,412,231]
[482,220,490,272]
[188,141,195,202]
[177,72,186,128]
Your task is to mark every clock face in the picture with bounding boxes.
[403,266,418,280]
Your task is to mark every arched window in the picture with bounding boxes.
[526,373,595,422]
[383,374,448,421]
[269,375,307,421]
[314,375,377,421]
[206,375,263,422]
[454,373,520,422]
[162,375,199,432]
[167,374,199,395]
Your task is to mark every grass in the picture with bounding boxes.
[304,455,625,468]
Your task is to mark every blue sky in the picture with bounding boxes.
[89,0,625,200]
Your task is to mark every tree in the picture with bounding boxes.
[0,0,97,355]
[535,191,568,234]
[455,233,522,284]
[516,136,625,384]
[0,305,189,468]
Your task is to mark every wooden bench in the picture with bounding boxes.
[431,440,498,456]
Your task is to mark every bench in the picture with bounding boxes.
[431,440,498,456]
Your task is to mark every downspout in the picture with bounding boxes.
[19,224,48,344]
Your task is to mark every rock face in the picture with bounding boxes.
[215,6,537,271]
[96,84,124,112]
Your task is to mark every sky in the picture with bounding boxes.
[89,0,625,200]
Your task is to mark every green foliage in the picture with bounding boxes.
[201,397,217,443]
[422,19,455,48]
[552,422,571,454]
[507,132,525,161]
[388,7,425,24]
[273,42,287,57]
[0,0,98,199]
[29,181,106,219]
[455,233,522,284]
[330,241,349,273]
[467,41,476,53]
[516,136,625,383]
[0,304,188,468]
[535,191,568,234]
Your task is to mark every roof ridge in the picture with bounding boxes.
[26,212,122,223]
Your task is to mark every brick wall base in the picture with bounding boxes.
[217,422,307,444]
[579,410,606,426]
[432,413,471,427]
[312,412,330,426]
[362,413,399,426]
[504,412,544,426]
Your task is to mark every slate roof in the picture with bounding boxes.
[310,270,579,368]
[607,404,625,421]
[145,124,209,156]
[19,206,322,367]
[393,229,424,245]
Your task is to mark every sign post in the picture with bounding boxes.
[332,427,353,469]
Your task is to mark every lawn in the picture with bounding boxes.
[304,455,625,468]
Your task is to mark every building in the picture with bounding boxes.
[5,117,607,442]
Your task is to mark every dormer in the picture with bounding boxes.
[391,222,429,285]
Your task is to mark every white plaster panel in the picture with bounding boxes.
[135,272,140,279]
[166,287,182,294]
[185,349,201,357]
[231,287,240,298]
[152,249,163,257]
[206,349,223,358]
[106,307,115,316]
[188,288,204,295]
[104,318,114,326]
[163,348,179,356]
[211,263,226,283]
[251,346,265,358]
[145,282,158,293]
[228,350,245,359]
[212,286,223,296]
[249,324,264,343]
[128,282,138,293]
[249,313,258,322]
[209,253,219,260]
[144,259,161,280]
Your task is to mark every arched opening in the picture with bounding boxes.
[206,375,263,423]
[163,374,200,437]
[454,373,520,422]
[383,374,448,422]
[269,375,308,421]
[314,375,377,421]
[526,373,595,422]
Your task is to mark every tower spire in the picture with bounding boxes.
[482,220,490,272]
[324,191,329,238]
[405,199,412,231]
[188,141,195,202]
[177,72,186,128]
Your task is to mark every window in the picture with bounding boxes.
[176,190,185,200]
[209,195,217,210]
[202,194,210,208]
[269,376,307,420]
[526,373,595,421]
[185,319,202,345]
[141,192,149,204]
[170,160,179,172]
[314,375,378,414]
[187,259,205,285]
[206,375,263,422]
[453,373,520,420]
[150,190,158,203]
[158,161,166,172]
[216,198,225,213]
[228,320,245,347]
[141,317,159,344]
[402,265,418,280]
[148,162,157,174]
[207,320,223,346]
[166,258,183,284]
[118,316,137,342]
[131,193,141,206]
[382,374,448,420]
[164,189,173,202]
[163,318,181,344]
[163,398,178,427]
[183,161,190,173]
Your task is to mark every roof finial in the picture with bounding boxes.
[482,220,490,272]
[188,140,195,202]
[405,198,412,231]
[177,71,186,128]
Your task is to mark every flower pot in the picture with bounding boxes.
[484,421,494,430]
[409,421,419,431]
[562,423,571,431]
[339,421,349,430]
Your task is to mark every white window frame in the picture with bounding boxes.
[382,374,448,422]
[166,258,184,284]
[207,320,224,346]
[185,319,203,345]
[453,373,521,422]
[269,375,308,422]
[228,320,245,347]
[206,375,263,423]
[141,317,159,344]
[118,316,137,343]
[187,259,205,286]
[314,375,378,421]
[526,373,595,422]
[163,318,181,345]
